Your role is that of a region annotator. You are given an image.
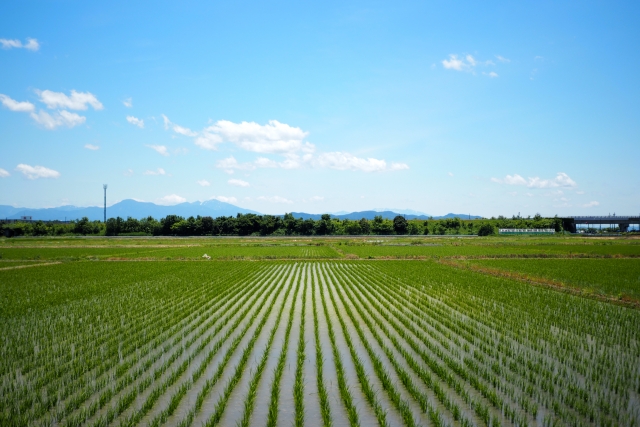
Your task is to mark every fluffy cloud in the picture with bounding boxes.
[123,97,132,108]
[144,168,166,175]
[0,94,35,112]
[127,116,144,128]
[146,145,169,156]
[30,110,85,129]
[204,120,314,154]
[228,178,250,187]
[315,152,409,172]
[0,168,10,177]
[84,144,99,150]
[156,194,186,205]
[36,90,102,111]
[258,196,293,204]
[197,179,211,187]
[210,196,237,204]
[162,114,198,138]
[491,172,577,189]
[583,201,600,208]
[0,38,39,51]
[15,164,60,179]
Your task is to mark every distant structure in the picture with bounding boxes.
[499,228,555,235]
[103,184,108,223]
[562,215,640,233]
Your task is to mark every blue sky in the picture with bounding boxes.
[1,1,638,216]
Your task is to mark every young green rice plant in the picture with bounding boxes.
[311,264,332,427]
[293,273,307,427]
[316,264,360,427]
[265,265,303,427]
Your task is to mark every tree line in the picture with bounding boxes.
[1,213,564,237]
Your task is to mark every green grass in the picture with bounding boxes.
[470,258,640,299]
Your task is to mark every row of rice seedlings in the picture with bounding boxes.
[321,264,418,427]
[321,264,395,427]
[315,264,360,427]
[367,262,616,425]
[199,265,298,427]
[12,263,260,425]
[311,265,332,427]
[331,264,457,427]
[236,266,301,427]
[89,265,288,427]
[117,264,287,427]
[8,273,232,427]
[365,261,638,426]
[56,265,274,426]
[349,263,504,426]
[176,265,293,427]
[265,266,303,427]
[294,269,308,427]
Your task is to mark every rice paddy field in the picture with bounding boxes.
[1,236,639,427]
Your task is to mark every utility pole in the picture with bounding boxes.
[103,184,108,223]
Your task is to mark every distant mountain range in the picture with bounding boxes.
[288,211,483,221]
[0,199,483,222]
[0,199,259,221]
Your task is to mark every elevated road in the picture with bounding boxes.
[562,216,640,233]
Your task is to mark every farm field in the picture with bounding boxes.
[468,258,640,300]
[1,254,639,427]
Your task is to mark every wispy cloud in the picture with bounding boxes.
[315,152,409,172]
[197,179,210,187]
[228,178,249,187]
[123,169,134,176]
[36,89,102,111]
[15,164,60,179]
[84,144,99,150]
[146,144,168,156]
[495,55,511,63]
[442,53,503,77]
[123,97,132,108]
[491,172,577,189]
[127,116,144,128]
[0,38,39,51]
[30,110,86,129]
[156,194,186,205]
[144,168,166,175]
[0,168,10,177]
[0,94,35,112]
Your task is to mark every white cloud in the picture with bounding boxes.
[215,156,255,174]
[258,196,293,204]
[306,196,324,202]
[196,120,315,154]
[210,196,238,204]
[146,144,169,156]
[0,38,39,51]
[228,178,250,187]
[0,94,35,112]
[15,164,60,179]
[0,168,10,177]
[443,53,504,77]
[36,89,103,110]
[127,116,144,128]
[442,54,468,71]
[315,152,409,172]
[144,168,166,175]
[448,172,454,177]
[172,124,197,137]
[254,157,279,168]
[84,144,99,150]
[197,179,211,187]
[123,169,134,176]
[583,201,599,208]
[123,97,132,108]
[156,194,186,205]
[492,172,577,189]
[30,109,86,129]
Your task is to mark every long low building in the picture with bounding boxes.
[562,216,640,233]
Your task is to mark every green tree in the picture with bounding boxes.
[477,223,496,236]
[393,215,408,235]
